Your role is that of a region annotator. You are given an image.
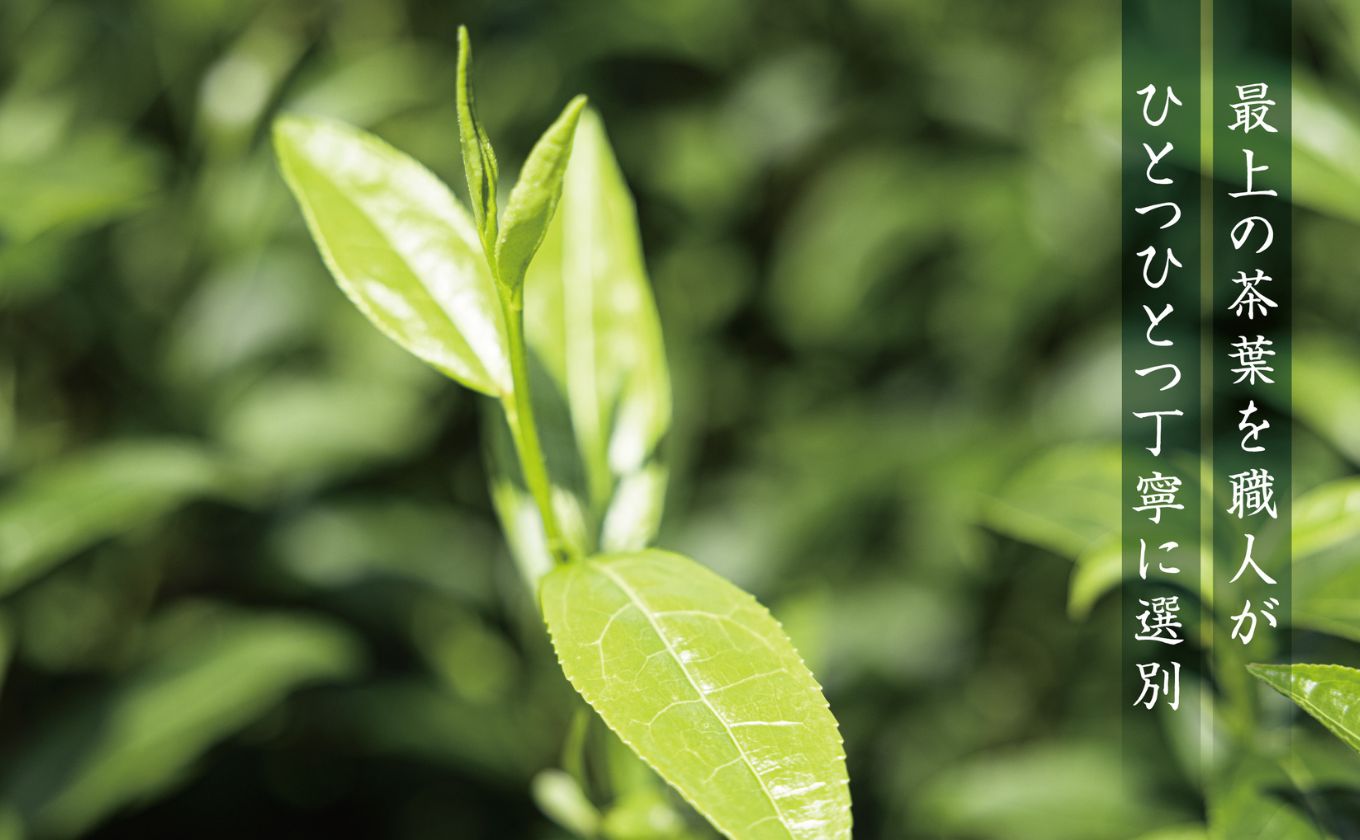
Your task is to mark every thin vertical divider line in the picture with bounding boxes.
[1200,0,1216,785]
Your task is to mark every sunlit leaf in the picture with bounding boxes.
[493,109,672,584]
[2,605,359,837]
[0,441,225,597]
[495,95,587,296]
[273,115,510,395]
[1249,663,1360,755]
[542,550,850,840]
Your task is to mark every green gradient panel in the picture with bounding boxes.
[1123,0,1204,785]
[1210,0,1294,833]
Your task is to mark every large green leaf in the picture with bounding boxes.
[0,441,225,597]
[1248,663,1360,755]
[2,604,359,837]
[493,109,672,584]
[541,550,850,840]
[274,115,510,396]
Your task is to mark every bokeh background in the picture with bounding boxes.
[4,0,1360,837]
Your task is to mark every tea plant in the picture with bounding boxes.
[988,450,1360,837]
[273,28,851,840]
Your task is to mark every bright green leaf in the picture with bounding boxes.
[0,441,225,597]
[1248,663,1360,755]
[541,550,850,840]
[491,109,672,585]
[495,95,587,296]
[273,115,510,395]
[456,26,499,258]
[2,604,359,837]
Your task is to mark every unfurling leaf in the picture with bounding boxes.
[541,550,851,839]
[491,109,672,587]
[1248,663,1360,755]
[495,95,588,299]
[274,115,510,396]
[456,25,500,260]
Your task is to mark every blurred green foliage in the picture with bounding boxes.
[3,0,1360,837]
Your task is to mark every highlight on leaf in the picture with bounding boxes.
[273,115,511,396]
[541,550,852,840]
[495,94,588,300]
[273,27,851,840]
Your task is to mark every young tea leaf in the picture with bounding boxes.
[274,116,510,396]
[495,95,587,298]
[1248,663,1360,755]
[541,550,851,839]
[491,109,672,586]
[456,26,499,259]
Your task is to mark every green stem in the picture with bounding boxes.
[499,288,570,564]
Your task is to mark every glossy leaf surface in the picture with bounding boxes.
[274,115,510,395]
[1249,663,1360,755]
[542,550,850,839]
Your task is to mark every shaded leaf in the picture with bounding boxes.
[1209,749,1331,840]
[1294,334,1360,464]
[273,115,510,395]
[1294,478,1360,561]
[2,605,359,837]
[917,742,1171,840]
[456,26,499,257]
[0,441,225,597]
[984,444,1119,558]
[541,550,850,840]
[0,130,160,243]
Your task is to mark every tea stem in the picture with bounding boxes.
[499,288,569,565]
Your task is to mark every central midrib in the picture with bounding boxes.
[595,560,793,838]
